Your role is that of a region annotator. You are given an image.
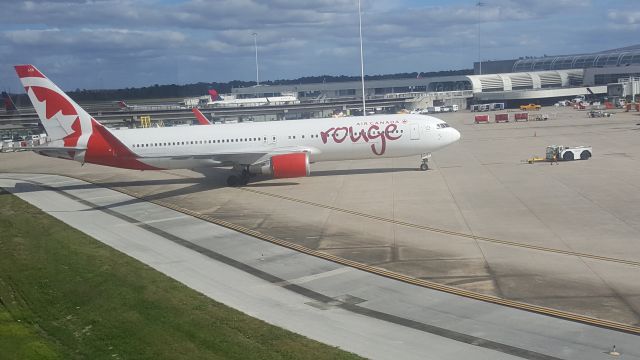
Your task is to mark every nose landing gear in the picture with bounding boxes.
[419,153,431,171]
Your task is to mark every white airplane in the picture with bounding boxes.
[15,64,460,186]
[203,89,300,108]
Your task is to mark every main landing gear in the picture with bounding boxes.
[419,153,431,171]
[227,165,254,187]
[227,171,250,186]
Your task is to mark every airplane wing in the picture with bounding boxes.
[147,146,316,166]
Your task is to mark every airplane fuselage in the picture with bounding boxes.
[111,114,460,169]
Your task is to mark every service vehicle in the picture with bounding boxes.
[545,145,592,161]
[588,110,611,118]
[520,103,541,111]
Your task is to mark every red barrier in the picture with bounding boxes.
[495,113,509,123]
[514,113,529,121]
[474,114,489,123]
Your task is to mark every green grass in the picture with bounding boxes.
[0,192,362,360]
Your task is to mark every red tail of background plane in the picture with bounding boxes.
[192,108,212,125]
[2,91,17,112]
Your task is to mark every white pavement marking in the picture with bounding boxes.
[123,215,191,226]
[281,267,355,286]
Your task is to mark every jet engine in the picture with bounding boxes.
[249,152,310,179]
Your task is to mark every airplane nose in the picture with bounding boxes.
[451,128,461,143]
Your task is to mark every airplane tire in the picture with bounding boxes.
[227,175,239,187]
[420,163,429,171]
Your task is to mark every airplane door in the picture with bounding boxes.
[410,123,420,140]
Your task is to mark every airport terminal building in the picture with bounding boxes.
[231,45,640,108]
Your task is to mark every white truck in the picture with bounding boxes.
[546,145,592,161]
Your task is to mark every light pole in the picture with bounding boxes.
[252,32,259,86]
[476,2,485,75]
[358,0,366,117]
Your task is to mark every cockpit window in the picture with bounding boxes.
[436,123,450,129]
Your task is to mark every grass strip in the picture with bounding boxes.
[0,191,361,360]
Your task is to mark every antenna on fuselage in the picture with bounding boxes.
[358,0,366,118]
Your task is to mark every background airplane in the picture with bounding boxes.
[192,108,213,125]
[203,89,300,108]
[2,91,18,112]
[16,64,460,186]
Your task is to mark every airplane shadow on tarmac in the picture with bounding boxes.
[1,166,417,211]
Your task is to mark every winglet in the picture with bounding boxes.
[192,108,212,125]
[15,64,46,79]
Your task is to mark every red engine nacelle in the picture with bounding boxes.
[270,153,310,178]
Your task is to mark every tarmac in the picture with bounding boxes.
[1,106,640,328]
[1,173,639,360]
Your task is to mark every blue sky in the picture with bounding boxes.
[1,0,638,91]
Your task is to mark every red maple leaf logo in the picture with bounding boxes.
[63,117,81,147]
[31,86,77,119]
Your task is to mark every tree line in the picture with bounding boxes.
[11,69,472,105]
